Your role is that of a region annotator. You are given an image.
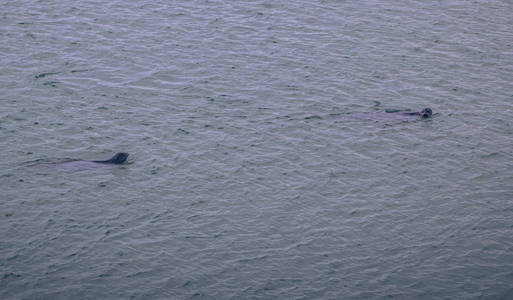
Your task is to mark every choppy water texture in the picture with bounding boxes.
[1,0,513,299]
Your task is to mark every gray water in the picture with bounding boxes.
[1,0,513,299]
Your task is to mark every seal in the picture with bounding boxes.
[92,152,129,164]
[398,108,432,119]
[54,152,129,170]
[21,153,130,172]
[337,107,434,122]
[25,152,130,170]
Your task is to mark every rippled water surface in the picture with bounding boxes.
[2,1,513,299]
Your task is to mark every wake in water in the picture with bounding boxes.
[300,103,435,123]
[330,107,433,122]
[20,152,130,171]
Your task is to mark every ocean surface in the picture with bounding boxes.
[1,0,513,299]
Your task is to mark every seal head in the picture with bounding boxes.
[93,152,129,164]
[419,108,432,118]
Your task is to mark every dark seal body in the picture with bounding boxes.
[337,107,433,122]
[399,108,432,119]
[92,152,129,164]
[44,152,130,170]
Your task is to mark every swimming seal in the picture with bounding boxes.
[334,107,434,122]
[54,152,129,169]
[92,152,129,164]
[399,108,432,119]
[23,152,130,170]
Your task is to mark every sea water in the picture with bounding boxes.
[1,1,513,299]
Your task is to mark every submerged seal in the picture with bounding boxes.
[54,152,129,170]
[398,108,432,119]
[91,152,129,164]
[330,107,434,122]
[24,152,130,170]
